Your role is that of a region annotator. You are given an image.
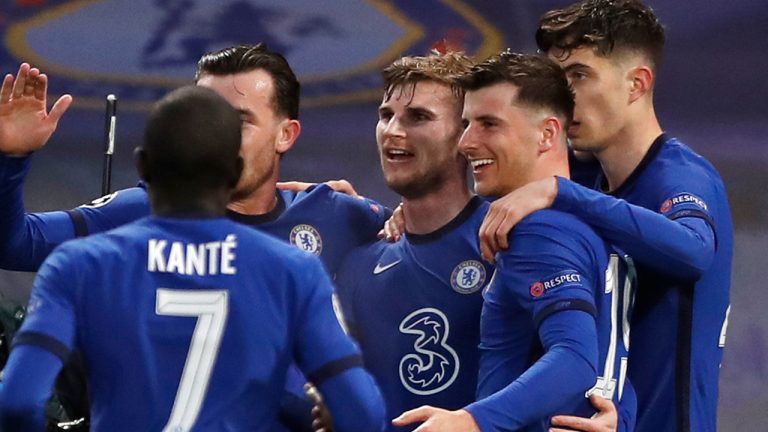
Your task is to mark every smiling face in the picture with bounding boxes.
[196,69,295,201]
[459,82,546,198]
[548,46,632,153]
[375,80,466,199]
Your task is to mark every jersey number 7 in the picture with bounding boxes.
[156,289,229,432]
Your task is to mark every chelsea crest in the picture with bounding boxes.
[289,224,323,256]
[450,260,486,294]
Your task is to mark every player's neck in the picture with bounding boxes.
[226,180,279,216]
[401,177,473,235]
[150,188,229,218]
[597,109,662,191]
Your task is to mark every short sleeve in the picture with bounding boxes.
[492,214,600,328]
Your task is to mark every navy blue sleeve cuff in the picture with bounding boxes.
[13,331,71,363]
[534,298,596,328]
[66,209,89,237]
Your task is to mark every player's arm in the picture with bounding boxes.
[0,247,78,430]
[278,179,362,198]
[479,177,715,279]
[0,64,75,271]
[551,176,715,279]
[0,345,65,431]
[466,310,598,431]
[293,257,385,432]
[0,171,149,271]
[396,220,601,431]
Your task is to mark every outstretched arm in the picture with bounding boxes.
[0,64,76,270]
[0,155,78,270]
[478,177,715,279]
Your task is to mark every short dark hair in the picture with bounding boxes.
[143,86,241,190]
[382,51,474,103]
[196,43,300,119]
[536,0,665,71]
[459,50,575,126]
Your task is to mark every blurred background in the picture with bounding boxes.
[1,0,766,429]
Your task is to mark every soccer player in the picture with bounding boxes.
[476,2,733,431]
[333,52,492,431]
[0,85,385,431]
[393,52,636,432]
[0,44,387,430]
[0,44,387,275]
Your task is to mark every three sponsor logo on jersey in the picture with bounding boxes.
[399,308,460,395]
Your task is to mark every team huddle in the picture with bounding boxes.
[0,1,733,431]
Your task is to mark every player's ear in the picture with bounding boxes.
[628,65,654,103]
[538,116,562,153]
[134,147,151,182]
[276,118,301,155]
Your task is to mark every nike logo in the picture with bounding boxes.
[373,259,402,275]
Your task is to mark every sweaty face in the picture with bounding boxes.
[376,81,465,199]
[459,83,543,198]
[548,46,631,153]
[196,69,285,201]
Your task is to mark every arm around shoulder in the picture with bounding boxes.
[553,176,716,278]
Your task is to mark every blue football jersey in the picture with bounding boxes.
[0,156,387,429]
[466,210,636,432]
[0,154,386,273]
[335,197,493,431]
[8,217,380,431]
[553,134,733,432]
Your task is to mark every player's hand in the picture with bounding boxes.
[277,179,361,199]
[304,383,334,432]
[549,394,617,432]
[377,203,404,242]
[479,176,558,263]
[392,406,480,432]
[0,63,72,156]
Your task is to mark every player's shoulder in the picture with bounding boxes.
[638,135,728,207]
[460,195,490,227]
[42,220,143,272]
[292,183,387,217]
[518,208,590,234]
[514,209,603,253]
[76,185,148,210]
[653,135,725,183]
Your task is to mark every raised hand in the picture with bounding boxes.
[0,63,72,156]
